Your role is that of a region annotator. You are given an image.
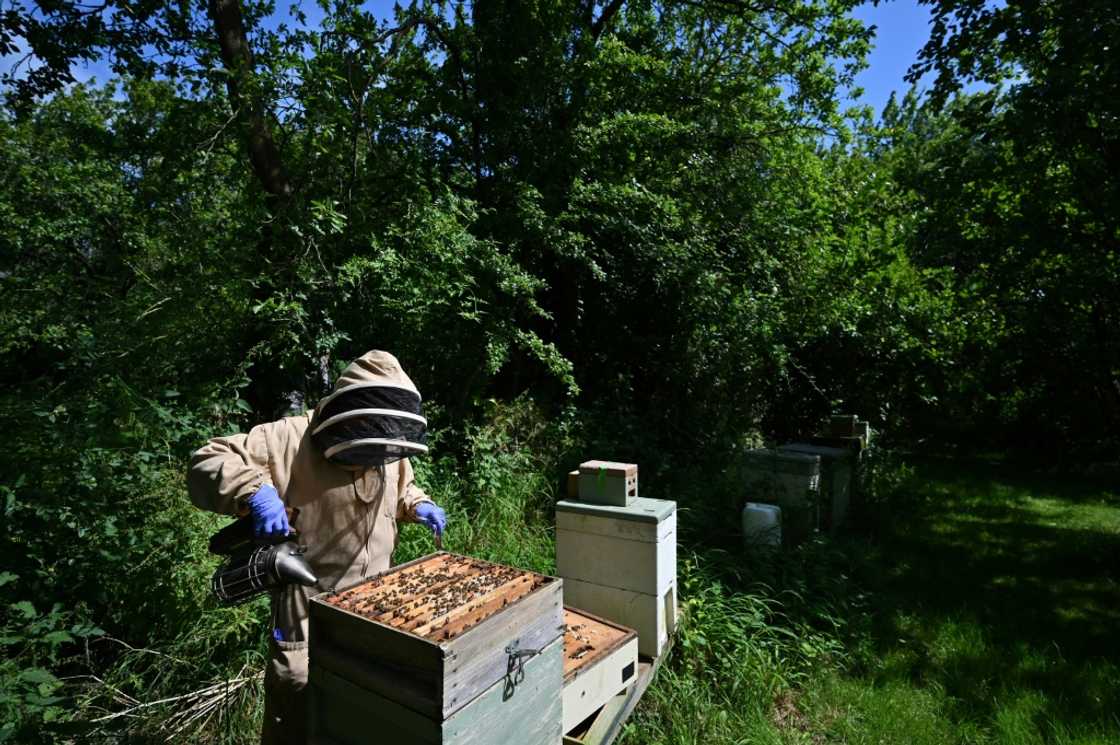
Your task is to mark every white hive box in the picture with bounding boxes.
[577,460,638,507]
[741,449,821,543]
[561,608,638,732]
[555,498,677,658]
[853,420,872,447]
[561,578,676,659]
[556,498,674,596]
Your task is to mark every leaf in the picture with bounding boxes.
[43,631,74,645]
[70,624,105,638]
[11,601,36,619]
[20,668,59,686]
[0,572,16,587]
[26,693,66,707]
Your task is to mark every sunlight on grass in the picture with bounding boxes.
[800,460,1120,745]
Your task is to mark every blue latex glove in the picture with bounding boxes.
[248,484,290,538]
[414,502,447,537]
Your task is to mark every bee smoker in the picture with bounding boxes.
[208,508,320,606]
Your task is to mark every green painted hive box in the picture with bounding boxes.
[308,552,565,745]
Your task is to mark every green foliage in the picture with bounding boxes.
[0,586,103,743]
[796,459,1120,745]
[1,0,1117,742]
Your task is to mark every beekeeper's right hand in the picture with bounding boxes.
[248,484,290,537]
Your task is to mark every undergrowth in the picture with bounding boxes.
[5,410,1116,744]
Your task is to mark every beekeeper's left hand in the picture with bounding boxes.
[414,502,447,537]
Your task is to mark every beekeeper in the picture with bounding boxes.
[187,350,447,745]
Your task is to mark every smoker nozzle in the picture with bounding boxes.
[274,544,319,588]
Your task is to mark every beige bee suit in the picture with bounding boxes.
[187,352,432,745]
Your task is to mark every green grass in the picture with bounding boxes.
[721,459,1115,743]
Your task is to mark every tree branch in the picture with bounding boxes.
[207,0,292,200]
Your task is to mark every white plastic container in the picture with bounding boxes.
[741,502,782,548]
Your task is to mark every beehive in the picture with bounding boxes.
[577,460,638,506]
[828,414,859,436]
[308,552,564,745]
[555,498,677,658]
[741,448,821,543]
[561,608,638,732]
[780,443,853,533]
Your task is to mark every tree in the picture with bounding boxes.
[886,0,1120,448]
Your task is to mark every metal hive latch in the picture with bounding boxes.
[503,639,543,700]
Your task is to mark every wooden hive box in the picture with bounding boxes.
[555,498,677,658]
[741,448,821,543]
[555,498,675,598]
[561,608,638,732]
[308,552,565,745]
[577,460,638,506]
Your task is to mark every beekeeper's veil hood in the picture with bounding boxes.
[311,351,428,467]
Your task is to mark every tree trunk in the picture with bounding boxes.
[208,0,292,200]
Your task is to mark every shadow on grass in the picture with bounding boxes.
[659,453,1120,742]
[852,457,1120,739]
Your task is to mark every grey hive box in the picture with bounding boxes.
[555,498,677,658]
[308,552,564,745]
[577,460,638,506]
[741,448,822,543]
[779,443,853,533]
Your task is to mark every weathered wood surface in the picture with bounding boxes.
[309,638,564,745]
[441,579,563,716]
[310,591,442,681]
[310,552,564,721]
[324,553,542,639]
[562,608,632,680]
[416,574,537,639]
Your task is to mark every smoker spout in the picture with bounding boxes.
[274,545,319,588]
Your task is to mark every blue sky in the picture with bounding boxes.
[3,0,936,116]
[849,0,934,115]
